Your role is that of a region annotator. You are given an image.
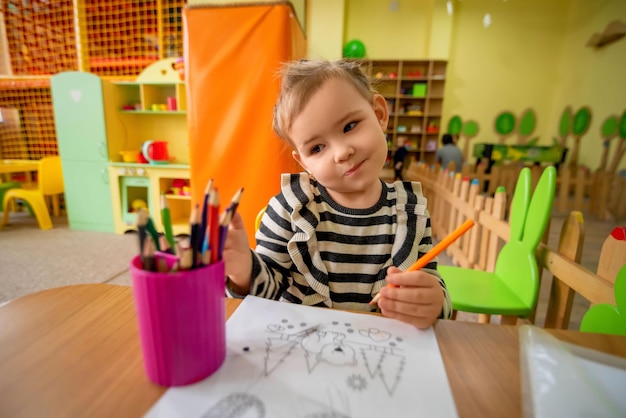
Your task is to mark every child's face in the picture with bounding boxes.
[289,77,389,207]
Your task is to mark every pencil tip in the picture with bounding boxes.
[204,178,214,194]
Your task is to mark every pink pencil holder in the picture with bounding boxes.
[129,256,226,386]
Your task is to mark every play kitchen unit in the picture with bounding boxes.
[51,58,191,234]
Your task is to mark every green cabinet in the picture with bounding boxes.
[51,71,114,232]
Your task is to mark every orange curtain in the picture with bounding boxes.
[184,3,305,245]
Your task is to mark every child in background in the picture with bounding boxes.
[435,133,463,172]
[393,141,410,181]
[223,59,451,329]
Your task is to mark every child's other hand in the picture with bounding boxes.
[378,266,444,329]
[223,212,252,293]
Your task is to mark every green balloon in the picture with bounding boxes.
[343,39,366,58]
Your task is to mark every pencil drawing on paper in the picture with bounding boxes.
[148,297,458,418]
[202,392,265,418]
[263,318,406,396]
[203,389,353,418]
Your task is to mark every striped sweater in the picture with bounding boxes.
[240,173,451,318]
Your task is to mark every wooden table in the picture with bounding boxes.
[0,159,39,182]
[1,284,624,418]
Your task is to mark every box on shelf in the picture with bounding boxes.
[412,83,427,97]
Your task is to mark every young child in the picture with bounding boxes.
[435,133,463,172]
[223,59,451,329]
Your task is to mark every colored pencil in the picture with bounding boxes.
[142,234,156,272]
[201,228,212,266]
[179,243,193,271]
[228,187,244,217]
[217,207,232,260]
[189,204,201,267]
[198,178,213,257]
[370,219,475,305]
[145,214,161,252]
[208,189,220,264]
[160,193,176,250]
[136,207,149,256]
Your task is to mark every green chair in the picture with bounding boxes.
[580,265,626,336]
[440,166,557,325]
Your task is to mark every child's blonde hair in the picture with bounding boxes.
[273,59,377,143]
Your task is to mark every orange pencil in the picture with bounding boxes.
[370,219,475,305]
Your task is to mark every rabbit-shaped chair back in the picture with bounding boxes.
[580,264,626,336]
[494,166,557,312]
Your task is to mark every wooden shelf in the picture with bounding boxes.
[165,194,191,201]
[361,59,447,164]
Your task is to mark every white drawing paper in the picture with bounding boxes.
[145,296,458,418]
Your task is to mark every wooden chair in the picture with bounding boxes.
[440,166,557,325]
[580,264,626,336]
[2,157,64,230]
[542,211,585,329]
[596,227,626,286]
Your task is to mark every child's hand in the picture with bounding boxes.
[378,266,444,329]
[222,212,253,294]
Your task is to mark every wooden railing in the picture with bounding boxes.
[452,160,626,221]
[406,161,622,329]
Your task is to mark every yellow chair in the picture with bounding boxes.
[255,206,266,232]
[0,182,22,213]
[2,157,64,230]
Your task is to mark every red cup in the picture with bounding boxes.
[129,256,226,386]
[142,140,170,164]
[167,97,177,111]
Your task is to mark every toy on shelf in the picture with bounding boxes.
[406,104,423,116]
[119,150,140,162]
[132,199,148,213]
[169,178,190,196]
[427,120,440,134]
[141,140,170,164]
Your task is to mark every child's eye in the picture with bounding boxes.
[343,121,357,133]
[311,144,324,154]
